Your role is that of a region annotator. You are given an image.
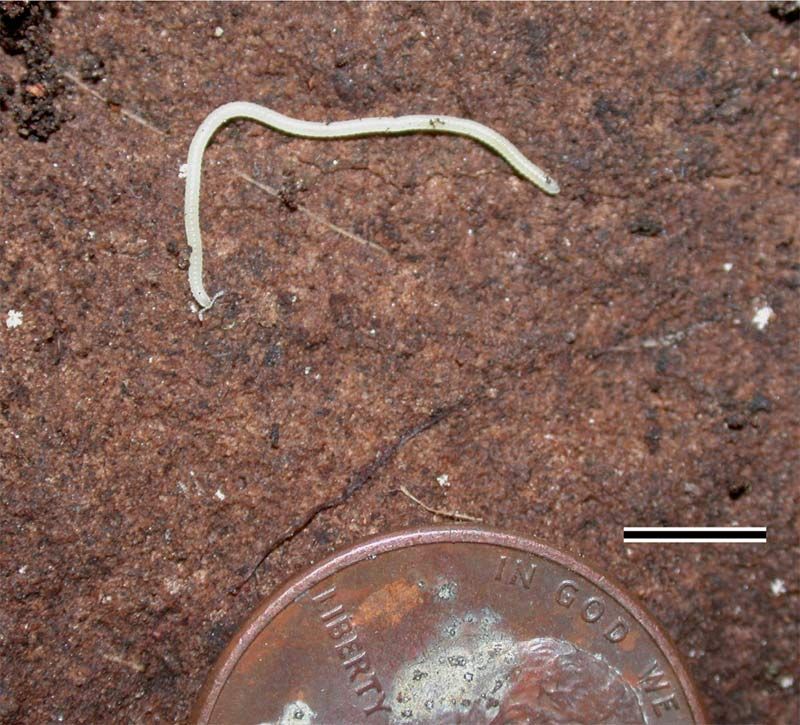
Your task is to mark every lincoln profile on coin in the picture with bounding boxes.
[437,637,646,724]
[488,637,645,724]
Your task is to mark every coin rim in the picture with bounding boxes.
[191,525,707,724]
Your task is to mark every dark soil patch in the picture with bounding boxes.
[0,0,64,140]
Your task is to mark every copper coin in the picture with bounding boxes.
[192,526,705,724]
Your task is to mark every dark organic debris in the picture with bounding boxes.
[628,217,665,237]
[768,1,799,23]
[748,392,773,415]
[0,70,12,101]
[727,482,750,501]
[0,69,12,132]
[0,0,65,140]
[277,178,306,212]
[78,49,105,83]
[644,425,662,454]
[724,414,747,431]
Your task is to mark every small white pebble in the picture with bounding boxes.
[437,474,450,488]
[723,262,733,272]
[752,305,774,331]
[214,26,224,38]
[304,366,311,375]
[770,578,787,597]
[18,565,27,575]
[5,309,23,329]
[214,488,226,501]
[179,163,188,179]
[779,675,794,689]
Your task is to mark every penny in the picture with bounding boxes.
[192,526,705,724]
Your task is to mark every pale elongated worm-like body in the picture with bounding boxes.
[184,102,559,311]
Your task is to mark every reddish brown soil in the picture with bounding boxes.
[0,3,798,723]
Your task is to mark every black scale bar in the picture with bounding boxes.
[624,527,767,543]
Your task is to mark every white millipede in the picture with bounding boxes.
[184,102,559,311]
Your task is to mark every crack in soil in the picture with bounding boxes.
[229,338,571,594]
[230,397,471,594]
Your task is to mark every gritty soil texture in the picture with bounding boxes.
[0,2,798,723]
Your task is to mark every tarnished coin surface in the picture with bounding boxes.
[192,527,705,724]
